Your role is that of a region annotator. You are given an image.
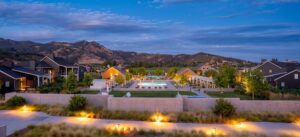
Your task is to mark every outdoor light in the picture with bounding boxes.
[151,112,166,125]
[19,105,34,112]
[236,123,245,129]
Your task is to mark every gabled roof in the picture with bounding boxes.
[274,69,300,81]
[0,66,23,79]
[41,56,77,67]
[177,68,196,75]
[36,61,52,68]
[12,66,48,77]
[104,66,125,75]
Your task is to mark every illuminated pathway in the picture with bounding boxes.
[0,110,300,136]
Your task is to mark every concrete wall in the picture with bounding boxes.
[107,96,183,112]
[202,88,235,92]
[183,97,300,113]
[5,92,108,108]
[0,125,6,137]
[5,92,300,113]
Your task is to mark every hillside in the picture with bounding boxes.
[0,38,253,66]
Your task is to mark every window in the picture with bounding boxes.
[260,69,262,72]
[269,69,272,73]
[281,82,285,87]
[5,81,10,87]
[295,73,299,79]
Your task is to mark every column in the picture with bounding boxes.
[0,125,6,137]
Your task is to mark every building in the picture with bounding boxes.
[190,75,215,88]
[0,66,50,92]
[274,69,300,89]
[0,66,24,92]
[101,66,125,80]
[176,68,197,79]
[198,63,214,73]
[254,59,300,89]
[36,56,80,82]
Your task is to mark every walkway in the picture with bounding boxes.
[0,110,299,137]
[192,89,211,98]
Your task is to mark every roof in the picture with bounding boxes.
[274,68,300,81]
[53,57,76,67]
[0,66,23,79]
[255,60,300,72]
[41,56,77,67]
[104,66,125,74]
[12,66,48,77]
[36,61,52,68]
[177,68,196,75]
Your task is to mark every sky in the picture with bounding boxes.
[0,0,300,62]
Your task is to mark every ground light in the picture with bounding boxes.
[19,105,35,112]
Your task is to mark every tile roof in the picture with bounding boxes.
[0,66,23,79]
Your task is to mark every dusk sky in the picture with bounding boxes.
[1,0,300,62]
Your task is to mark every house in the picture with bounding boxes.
[0,66,25,92]
[0,66,50,92]
[198,63,214,73]
[190,75,215,88]
[274,69,300,89]
[176,68,197,79]
[101,66,125,80]
[36,56,80,82]
[254,59,300,88]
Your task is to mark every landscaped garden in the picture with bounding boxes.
[110,91,197,97]
[10,123,268,137]
[207,92,253,100]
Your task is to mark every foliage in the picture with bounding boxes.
[153,68,164,76]
[82,72,93,87]
[68,95,87,111]
[64,71,78,93]
[214,65,237,88]
[38,77,65,93]
[204,69,217,78]
[207,92,252,100]
[125,72,132,81]
[213,99,236,117]
[241,70,270,99]
[115,75,125,85]
[6,96,26,107]
[129,67,147,76]
[179,74,189,85]
[167,67,178,78]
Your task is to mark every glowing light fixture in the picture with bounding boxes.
[19,105,34,112]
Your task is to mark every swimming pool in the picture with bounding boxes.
[137,81,167,87]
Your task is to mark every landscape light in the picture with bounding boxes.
[19,105,34,112]
[151,112,167,125]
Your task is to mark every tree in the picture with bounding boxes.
[241,70,269,99]
[179,75,189,86]
[125,72,132,81]
[82,72,93,87]
[115,75,125,85]
[214,65,236,89]
[204,69,217,78]
[153,68,164,76]
[167,67,178,78]
[64,71,77,93]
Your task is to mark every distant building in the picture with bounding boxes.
[190,75,215,88]
[198,63,215,73]
[176,68,197,79]
[254,59,300,89]
[101,66,125,80]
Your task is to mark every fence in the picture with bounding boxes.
[5,92,300,113]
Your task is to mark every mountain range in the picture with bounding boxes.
[0,38,253,67]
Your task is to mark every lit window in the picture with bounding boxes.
[260,69,262,72]
[269,69,272,73]
[5,81,10,87]
[295,73,299,79]
[281,82,285,87]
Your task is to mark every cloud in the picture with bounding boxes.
[0,2,156,33]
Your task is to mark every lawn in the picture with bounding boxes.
[110,91,197,97]
[207,92,252,100]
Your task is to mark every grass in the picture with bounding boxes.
[207,92,253,100]
[110,91,197,97]
[11,123,267,137]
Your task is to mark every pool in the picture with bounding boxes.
[138,81,167,87]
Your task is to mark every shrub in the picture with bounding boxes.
[213,99,236,117]
[68,95,87,111]
[6,96,26,107]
